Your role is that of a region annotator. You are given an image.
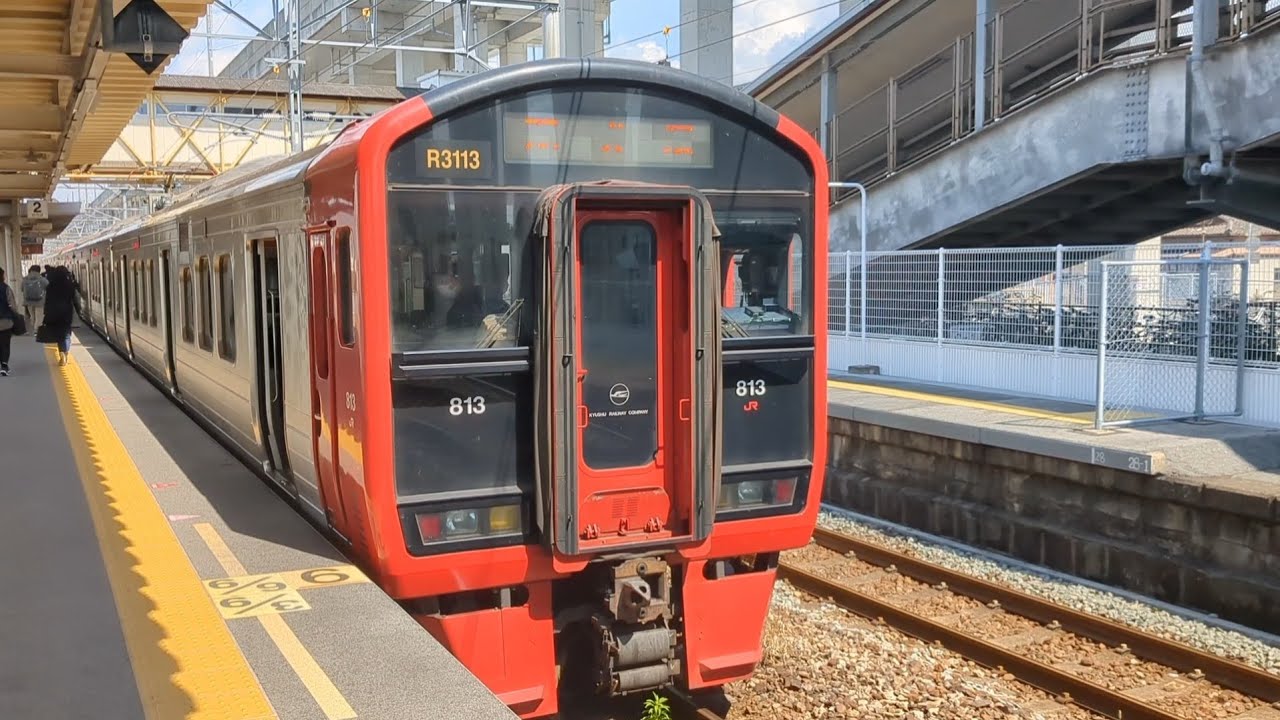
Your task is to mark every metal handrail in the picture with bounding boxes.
[823,0,1276,187]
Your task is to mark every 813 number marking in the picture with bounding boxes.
[449,396,486,416]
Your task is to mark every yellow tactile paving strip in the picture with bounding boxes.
[829,379,1094,425]
[49,348,277,720]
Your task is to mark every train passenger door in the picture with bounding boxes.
[252,239,292,489]
[308,229,351,537]
[542,193,719,558]
[160,250,178,389]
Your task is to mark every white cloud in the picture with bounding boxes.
[732,0,839,84]
[609,39,673,64]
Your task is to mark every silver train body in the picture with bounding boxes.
[66,154,328,524]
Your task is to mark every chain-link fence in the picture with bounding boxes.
[828,241,1280,367]
[826,240,1280,427]
[1094,258,1248,428]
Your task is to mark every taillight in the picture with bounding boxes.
[416,513,443,543]
[773,477,796,505]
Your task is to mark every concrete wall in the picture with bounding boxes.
[824,416,1280,630]
[830,28,1280,253]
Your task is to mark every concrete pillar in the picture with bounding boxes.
[974,0,995,130]
[679,0,732,82]
[4,202,19,288]
[556,0,600,58]
[543,9,561,58]
[502,40,529,67]
[395,48,428,86]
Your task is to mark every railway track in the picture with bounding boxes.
[778,526,1280,720]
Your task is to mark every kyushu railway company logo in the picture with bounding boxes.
[609,384,631,406]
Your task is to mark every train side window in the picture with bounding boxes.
[148,260,157,326]
[132,262,140,321]
[197,256,213,351]
[181,267,195,344]
[217,254,235,362]
[337,228,354,346]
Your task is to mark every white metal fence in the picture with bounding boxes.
[827,241,1280,427]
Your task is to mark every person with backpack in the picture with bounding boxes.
[38,266,76,367]
[0,266,20,376]
[21,264,48,331]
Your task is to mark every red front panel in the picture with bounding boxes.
[572,207,694,551]
[415,583,557,718]
[681,560,777,688]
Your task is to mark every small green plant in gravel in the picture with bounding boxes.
[641,692,672,720]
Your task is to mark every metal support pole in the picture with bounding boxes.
[974,0,995,130]
[286,0,304,154]
[1095,264,1110,430]
[843,250,852,336]
[829,182,869,340]
[1194,242,1212,418]
[937,249,946,344]
[1236,260,1249,415]
[1053,244,1064,353]
[1190,0,1227,176]
[819,55,837,163]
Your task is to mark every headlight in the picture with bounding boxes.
[413,503,523,545]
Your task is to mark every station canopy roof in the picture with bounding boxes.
[0,1,214,202]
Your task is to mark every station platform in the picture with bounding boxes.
[823,374,1280,630]
[0,331,516,720]
[828,374,1280,486]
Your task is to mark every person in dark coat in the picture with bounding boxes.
[40,266,76,366]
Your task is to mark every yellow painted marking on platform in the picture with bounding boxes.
[194,524,358,720]
[50,352,277,720]
[203,574,311,619]
[277,565,371,591]
[829,379,1093,425]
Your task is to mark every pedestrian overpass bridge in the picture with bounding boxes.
[748,0,1280,253]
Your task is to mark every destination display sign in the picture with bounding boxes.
[502,113,714,168]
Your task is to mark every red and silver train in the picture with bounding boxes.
[62,59,828,717]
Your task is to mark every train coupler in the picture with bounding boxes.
[593,557,679,695]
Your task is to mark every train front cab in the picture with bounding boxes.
[307,59,828,717]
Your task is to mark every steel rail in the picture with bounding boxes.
[777,561,1184,720]
[811,527,1280,703]
[669,688,728,720]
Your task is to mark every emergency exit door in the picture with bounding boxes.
[573,209,692,548]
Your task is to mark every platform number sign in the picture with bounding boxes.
[204,574,311,618]
[202,565,368,619]
[24,199,48,220]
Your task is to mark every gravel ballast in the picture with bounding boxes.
[817,507,1280,675]
[724,583,1095,719]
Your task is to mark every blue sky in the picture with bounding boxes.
[167,0,841,85]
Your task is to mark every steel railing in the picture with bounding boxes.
[825,0,1280,200]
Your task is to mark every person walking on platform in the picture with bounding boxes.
[21,264,47,331]
[38,267,76,367]
[0,267,19,376]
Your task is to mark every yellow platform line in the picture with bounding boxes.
[194,523,357,720]
[50,350,277,720]
[829,378,1093,425]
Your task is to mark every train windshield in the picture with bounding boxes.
[385,85,816,508]
[387,87,815,355]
